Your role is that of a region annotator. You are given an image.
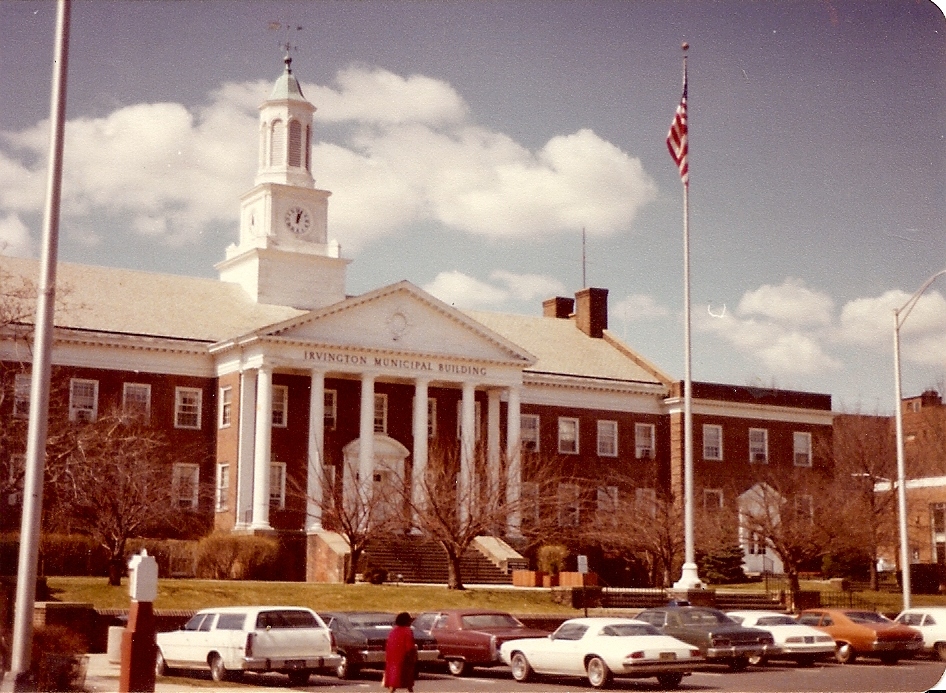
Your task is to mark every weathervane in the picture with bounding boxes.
[269,21,303,70]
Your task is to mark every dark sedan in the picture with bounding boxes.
[636,605,779,671]
[413,609,550,676]
[318,611,439,679]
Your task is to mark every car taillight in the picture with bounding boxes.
[690,649,700,658]
[626,651,645,660]
[245,632,255,658]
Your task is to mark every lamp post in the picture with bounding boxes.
[892,268,946,611]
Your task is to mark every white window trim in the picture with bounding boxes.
[703,424,723,461]
[215,463,230,512]
[749,428,768,464]
[635,423,655,460]
[174,387,202,430]
[324,389,337,431]
[13,373,30,419]
[172,463,200,509]
[270,461,287,510]
[635,487,657,519]
[521,414,539,452]
[69,378,99,422]
[374,393,388,433]
[122,382,152,421]
[793,431,812,467]
[272,384,288,428]
[597,420,618,457]
[558,417,579,455]
[219,386,233,429]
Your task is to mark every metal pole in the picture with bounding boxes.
[892,312,911,610]
[9,0,71,683]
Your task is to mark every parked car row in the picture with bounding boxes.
[153,604,943,690]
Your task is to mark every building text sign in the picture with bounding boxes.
[303,350,487,377]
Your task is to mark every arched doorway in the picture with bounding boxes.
[342,434,410,529]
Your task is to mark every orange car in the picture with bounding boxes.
[797,608,922,664]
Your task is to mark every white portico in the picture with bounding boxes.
[210,280,536,537]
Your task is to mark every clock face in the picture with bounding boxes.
[285,206,312,235]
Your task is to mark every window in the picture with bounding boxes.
[749,428,768,463]
[520,481,540,527]
[558,417,579,454]
[13,373,30,419]
[172,463,199,509]
[7,454,24,506]
[635,423,655,459]
[597,420,618,457]
[374,393,387,433]
[703,424,722,460]
[793,431,812,467]
[596,486,618,525]
[521,414,539,452]
[795,494,813,523]
[324,390,337,430]
[69,379,98,422]
[270,462,286,510]
[123,383,151,421]
[272,385,288,428]
[703,488,723,511]
[428,398,437,438]
[175,387,202,429]
[219,387,232,428]
[215,463,229,512]
[635,487,657,518]
[558,483,580,527]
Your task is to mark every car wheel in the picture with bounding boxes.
[747,654,767,666]
[447,658,469,676]
[656,672,684,689]
[336,653,359,679]
[936,643,946,661]
[586,656,613,689]
[835,642,857,664]
[287,669,311,686]
[728,656,749,672]
[209,653,228,683]
[155,650,170,678]
[509,652,533,683]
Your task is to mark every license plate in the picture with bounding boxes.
[286,660,305,669]
[659,652,677,660]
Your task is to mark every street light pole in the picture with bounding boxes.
[892,268,946,611]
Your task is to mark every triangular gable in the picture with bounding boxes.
[233,280,536,366]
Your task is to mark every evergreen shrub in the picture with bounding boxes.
[195,533,281,580]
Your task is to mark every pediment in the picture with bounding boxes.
[251,281,535,366]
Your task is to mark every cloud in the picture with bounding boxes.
[422,269,565,310]
[612,293,670,322]
[736,278,834,326]
[0,214,34,257]
[0,65,656,252]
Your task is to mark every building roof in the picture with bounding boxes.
[0,255,304,343]
[464,309,670,386]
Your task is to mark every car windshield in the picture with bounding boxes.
[348,613,395,629]
[846,611,891,624]
[755,615,798,626]
[600,623,661,637]
[681,610,733,625]
[462,614,523,629]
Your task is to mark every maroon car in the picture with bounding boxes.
[413,609,550,676]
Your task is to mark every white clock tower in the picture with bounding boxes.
[217,54,349,310]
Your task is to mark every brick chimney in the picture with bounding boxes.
[575,287,608,338]
[543,296,574,319]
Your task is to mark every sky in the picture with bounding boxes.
[0,0,944,414]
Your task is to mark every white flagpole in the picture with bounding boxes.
[9,0,71,684]
[673,42,702,590]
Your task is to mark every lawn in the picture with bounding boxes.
[46,577,583,615]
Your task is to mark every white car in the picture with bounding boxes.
[727,610,835,666]
[499,617,703,689]
[895,607,946,660]
[155,605,341,685]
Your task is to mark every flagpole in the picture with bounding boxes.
[669,42,702,590]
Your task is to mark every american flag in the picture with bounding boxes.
[666,71,688,187]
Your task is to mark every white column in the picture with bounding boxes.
[505,385,522,537]
[250,364,273,530]
[487,389,501,500]
[234,369,257,529]
[358,373,376,503]
[411,378,429,529]
[306,369,325,533]
[459,381,476,525]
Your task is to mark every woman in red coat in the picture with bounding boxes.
[383,612,417,693]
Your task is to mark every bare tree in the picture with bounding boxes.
[44,406,204,585]
[830,413,898,589]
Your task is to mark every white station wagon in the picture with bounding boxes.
[155,605,341,685]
